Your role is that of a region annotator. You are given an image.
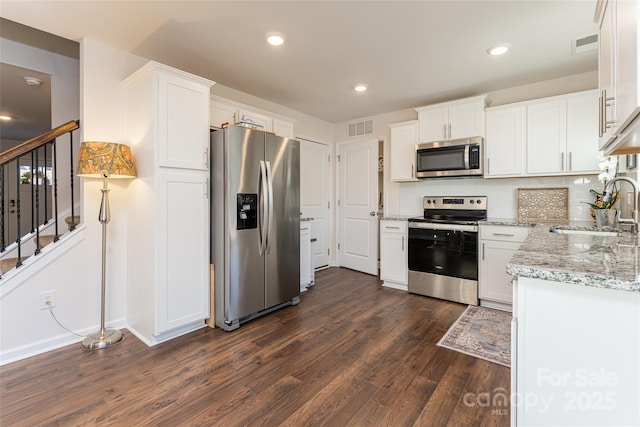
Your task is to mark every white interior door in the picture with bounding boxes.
[338,138,378,275]
[300,139,331,269]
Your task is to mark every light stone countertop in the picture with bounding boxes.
[506,223,640,293]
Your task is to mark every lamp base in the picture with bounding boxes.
[81,328,124,350]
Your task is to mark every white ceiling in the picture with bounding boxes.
[0,0,598,124]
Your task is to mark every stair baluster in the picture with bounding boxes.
[34,147,41,256]
[15,158,22,269]
[44,142,49,225]
[69,132,75,232]
[53,138,59,242]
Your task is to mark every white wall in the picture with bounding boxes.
[0,38,146,364]
[0,37,80,218]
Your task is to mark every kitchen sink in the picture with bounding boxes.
[549,226,623,237]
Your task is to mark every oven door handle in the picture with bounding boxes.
[409,222,478,232]
[464,144,470,170]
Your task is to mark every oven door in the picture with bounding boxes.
[407,222,479,305]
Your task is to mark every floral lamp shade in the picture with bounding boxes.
[77,141,136,179]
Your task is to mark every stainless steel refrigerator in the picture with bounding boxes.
[210,125,300,331]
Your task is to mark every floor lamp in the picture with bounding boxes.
[77,141,136,350]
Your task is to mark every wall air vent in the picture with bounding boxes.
[348,119,374,137]
[572,34,598,55]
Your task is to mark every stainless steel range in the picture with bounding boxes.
[408,196,487,305]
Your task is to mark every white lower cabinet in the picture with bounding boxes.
[300,222,312,291]
[513,276,640,426]
[478,224,529,310]
[380,220,408,290]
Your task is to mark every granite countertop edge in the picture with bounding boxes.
[507,223,640,294]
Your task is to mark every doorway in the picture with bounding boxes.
[337,138,379,275]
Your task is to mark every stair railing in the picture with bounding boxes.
[0,120,80,277]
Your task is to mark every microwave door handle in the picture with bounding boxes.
[464,144,470,169]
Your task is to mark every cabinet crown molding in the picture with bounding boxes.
[414,94,489,112]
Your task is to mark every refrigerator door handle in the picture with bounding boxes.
[259,160,268,255]
[265,160,274,254]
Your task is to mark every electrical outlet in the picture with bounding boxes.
[40,290,55,310]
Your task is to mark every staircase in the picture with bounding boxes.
[0,121,81,280]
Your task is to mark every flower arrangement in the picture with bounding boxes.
[585,156,620,216]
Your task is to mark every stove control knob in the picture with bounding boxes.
[476,199,482,205]
[432,200,437,204]
[469,200,475,204]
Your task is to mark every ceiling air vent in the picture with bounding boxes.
[348,119,374,137]
[572,34,598,55]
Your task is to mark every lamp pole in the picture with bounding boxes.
[81,176,124,350]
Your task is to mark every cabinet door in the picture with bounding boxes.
[526,99,567,174]
[566,92,600,173]
[598,0,617,149]
[300,223,311,288]
[210,99,237,128]
[389,121,418,181]
[158,73,210,170]
[479,239,520,304]
[485,106,524,177]
[448,102,484,139]
[237,108,273,132]
[615,0,640,134]
[380,226,407,285]
[156,172,209,334]
[418,108,448,142]
[273,118,294,138]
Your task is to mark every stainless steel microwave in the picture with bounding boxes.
[415,136,483,178]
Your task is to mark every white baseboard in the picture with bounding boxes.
[480,299,513,312]
[382,281,408,292]
[126,320,207,347]
[0,316,127,366]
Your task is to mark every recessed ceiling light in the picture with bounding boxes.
[0,115,12,121]
[354,84,368,92]
[487,44,510,56]
[266,32,285,46]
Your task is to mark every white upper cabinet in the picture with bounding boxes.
[273,118,295,139]
[210,98,237,128]
[485,105,525,177]
[596,0,640,154]
[124,62,212,171]
[526,98,567,175]
[209,95,295,139]
[526,90,599,176]
[566,91,600,173]
[415,95,487,143]
[237,108,272,132]
[389,120,418,181]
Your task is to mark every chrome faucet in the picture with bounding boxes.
[604,176,639,233]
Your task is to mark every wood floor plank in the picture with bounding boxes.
[0,268,509,426]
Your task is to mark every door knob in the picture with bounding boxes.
[370,211,376,216]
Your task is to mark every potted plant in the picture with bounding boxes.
[585,157,620,226]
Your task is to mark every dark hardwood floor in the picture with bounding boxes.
[0,268,510,426]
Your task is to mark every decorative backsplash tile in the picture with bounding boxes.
[517,187,569,221]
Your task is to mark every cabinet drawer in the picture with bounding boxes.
[380,220,407,234]
[480,225,529,242]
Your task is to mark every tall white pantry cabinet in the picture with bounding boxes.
[123,61,214,346]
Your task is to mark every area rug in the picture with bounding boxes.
[437,305,511,367]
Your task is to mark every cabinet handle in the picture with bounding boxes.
[385,226,400,230]
[411,164,414,178]
[568,152,572,171]
[561,152,565,171]
[204,147,209,169]
[598,94,604,137]
[448,123,452,139]
[443,124,447,139]
[482,242,485,261]
[402,236,405,251]
[487,158,490,175]
[492,233,514,237]
[603,89,615,132]
[204,179,209,199]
